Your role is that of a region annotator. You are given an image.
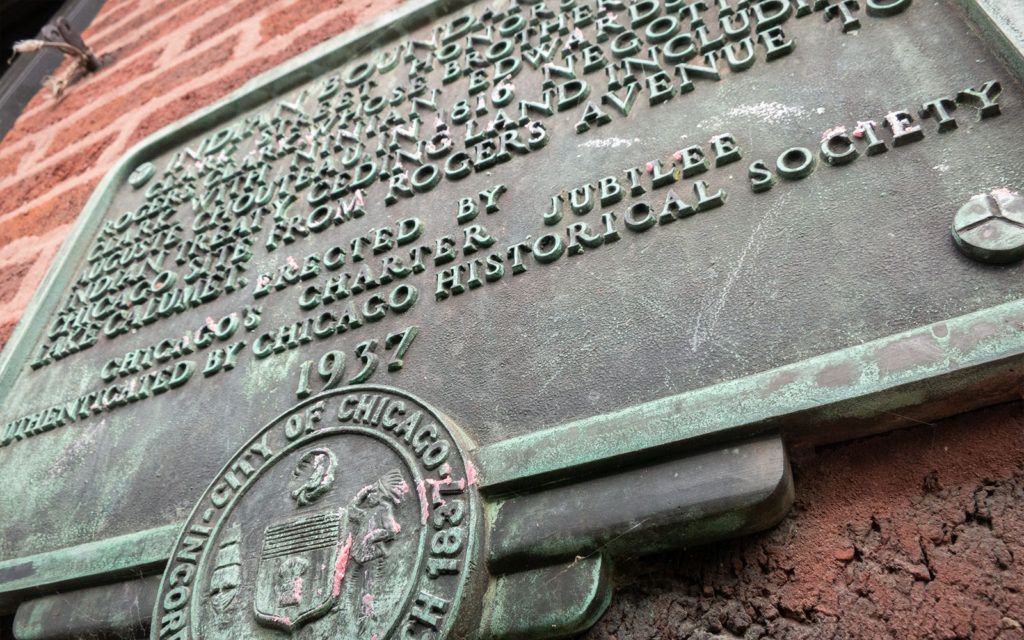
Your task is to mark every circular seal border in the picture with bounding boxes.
[195,426,430,639]
[151,385,482,640]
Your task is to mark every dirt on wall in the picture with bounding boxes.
[580,401,1024,640]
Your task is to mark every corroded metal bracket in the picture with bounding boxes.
[40,17,100,73]
[481,555,612,640]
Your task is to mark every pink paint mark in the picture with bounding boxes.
[821,125,847,142]
[992,187,1020,196]
[354,190,365,207]
[362,593,375,619]
[332,533,353,598]
[285,577,303,604]
[645,162,655,172]
[672,150,684,162]
[416,480,429,523]
[466,461,478,486]
[425,476,453,505]
[852,120,876,138]
[397,480,411,496]
[264,614,292,626]
[286,256,299,271]
[205,316,217,332]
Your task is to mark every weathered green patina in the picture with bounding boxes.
[0,0,1022,637]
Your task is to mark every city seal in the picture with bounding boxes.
[152,386,482,640]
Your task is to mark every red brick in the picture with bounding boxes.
[90,0,192,52]
[0,181,97,250]
[185,0,281,50]
[0,141,33,181]
[260,0,357,44]
[128,50,286,146]
[185,13,245,51]
[128,14,369,146]
[2,133,112,208]
[92,0,241,55]
[151,33,241,89]
[0,319,17,352]
[129,2,401,145]
[84,0,142,40]
[0,258,35,305]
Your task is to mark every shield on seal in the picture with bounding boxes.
[253,508,352,632]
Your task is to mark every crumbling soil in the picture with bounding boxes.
[580,401,1024,640]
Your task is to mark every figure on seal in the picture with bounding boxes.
[290,447,338,506]
[345,469,408,632]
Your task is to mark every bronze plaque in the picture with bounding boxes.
[1,0,1023,637]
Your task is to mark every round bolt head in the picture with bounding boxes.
[952,189,1024,264]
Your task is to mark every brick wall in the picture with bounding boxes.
[0,0,403,348]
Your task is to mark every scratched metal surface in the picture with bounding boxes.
[0,0,1021,560]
